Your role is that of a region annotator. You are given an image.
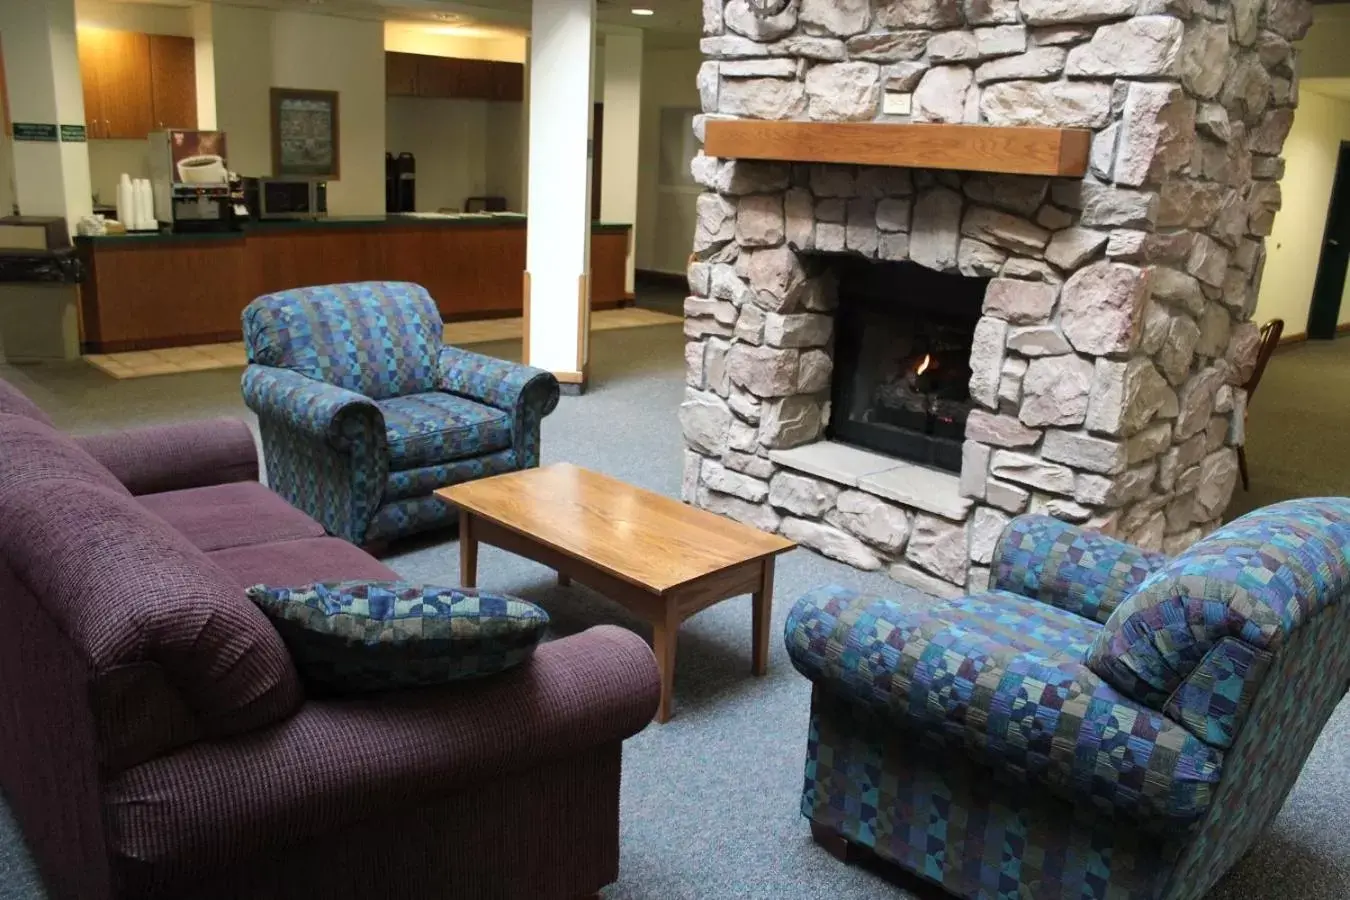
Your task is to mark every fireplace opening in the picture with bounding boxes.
[822,256,989,473]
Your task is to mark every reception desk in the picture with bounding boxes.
[77,214,633,352]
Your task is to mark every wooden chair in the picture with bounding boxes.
[1238,318,1284,491]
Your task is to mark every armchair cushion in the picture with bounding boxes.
[247,581,548,694]
[243,282,443,401]
[786,585,1224,828]
[378,392,512,470]
[1088,497,1350,711]
[991,515,1167,625]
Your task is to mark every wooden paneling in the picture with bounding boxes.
[386,52,419,96]
[148,35,196,131]
[79,222,633,351]
[95,30,154,139]
[590,230,629,308]
[703,120,1093,177]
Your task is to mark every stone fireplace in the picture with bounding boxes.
[680,0,1310,595]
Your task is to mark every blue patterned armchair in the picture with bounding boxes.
[786,498,1350,900]
[241,281,559,545]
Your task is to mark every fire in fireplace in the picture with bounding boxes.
[823,257,988,473]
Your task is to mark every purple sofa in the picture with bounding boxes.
[0,379,660,900]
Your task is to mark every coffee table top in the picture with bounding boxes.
[436,463,796,595]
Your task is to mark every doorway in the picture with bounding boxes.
[1309,141,1350,340]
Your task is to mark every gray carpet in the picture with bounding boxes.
[3,327,1350,899]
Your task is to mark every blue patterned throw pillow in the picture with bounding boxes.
[247,581,549,694]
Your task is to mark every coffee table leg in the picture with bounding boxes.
[651,606,678,723]
[752,558,774,676]
[459,509,478,589]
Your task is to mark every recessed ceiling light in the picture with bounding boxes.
[631,7,655,15]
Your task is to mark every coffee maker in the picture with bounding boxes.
[148,130,245,233]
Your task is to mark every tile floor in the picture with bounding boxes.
[82,306,682,380]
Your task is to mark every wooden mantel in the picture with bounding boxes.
[703,120,1091,178]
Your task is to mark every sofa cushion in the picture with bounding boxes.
[139,482,326,552]
[786,586,1224,828]
[1088,497,1350,710]
[378,392,511,470]
[243,281,443,401]
[247,582,549,694]
[0,475,301,760]
[208,536,400,589]
[0,377,54,425]
[0,414,130,497]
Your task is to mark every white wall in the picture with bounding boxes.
[384,23,526,62]
[271,11,385,215]
[206,3,272,182]
[387,97,489,211]
[1254,88,1350,331]
[485,101,524,208]
[636,46,700,274]
[75,0,191,36]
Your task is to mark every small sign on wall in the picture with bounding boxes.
[12,123,58,142]
[60,124,86,143]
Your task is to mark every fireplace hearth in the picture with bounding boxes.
[826,258,986,473]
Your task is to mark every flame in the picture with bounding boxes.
[915,354,933,376]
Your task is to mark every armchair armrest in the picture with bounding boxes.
[785,587,1222,829]
[241,366,388,544]
[75,418,258,496]
[103,626,660,874]
[241,366,382,451]
[989,515,1167,624]
[437,347,560,466]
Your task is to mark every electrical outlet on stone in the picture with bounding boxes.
[883,93,912,117]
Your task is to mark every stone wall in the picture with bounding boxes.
[682,0,1311,594]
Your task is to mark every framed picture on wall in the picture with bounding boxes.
[270,88,340,178]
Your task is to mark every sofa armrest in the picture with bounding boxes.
[241,366,382,451]
[74,418,258,496]
[989,515,1167,624]
[104,626,659,874]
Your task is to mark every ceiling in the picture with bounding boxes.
[115,0,701,42]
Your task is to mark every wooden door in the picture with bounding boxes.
[148,35,196,131]
[591,103,602,222]
[489,61,524,102]
[386,52,419,96]
[1310,142,1350,339]
[0,36,10,136]
[77,30,105,138]
[96,30,153,139]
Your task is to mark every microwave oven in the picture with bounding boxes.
[254,177,327,220]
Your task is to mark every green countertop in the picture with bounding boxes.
[77,213,632,246]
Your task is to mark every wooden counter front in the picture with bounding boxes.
[78,219,633,352]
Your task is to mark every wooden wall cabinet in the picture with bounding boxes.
[387,53,524,103]
[148,35,197,131]
[77,28,195,139]
[386,52,420,96]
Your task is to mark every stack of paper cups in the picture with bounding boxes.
[117,173,133,228]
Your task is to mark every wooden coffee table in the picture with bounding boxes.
[435,463,796,722]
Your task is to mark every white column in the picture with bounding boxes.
[599,30,642,297]
[525,0,595,384]
[0,0,91,226]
